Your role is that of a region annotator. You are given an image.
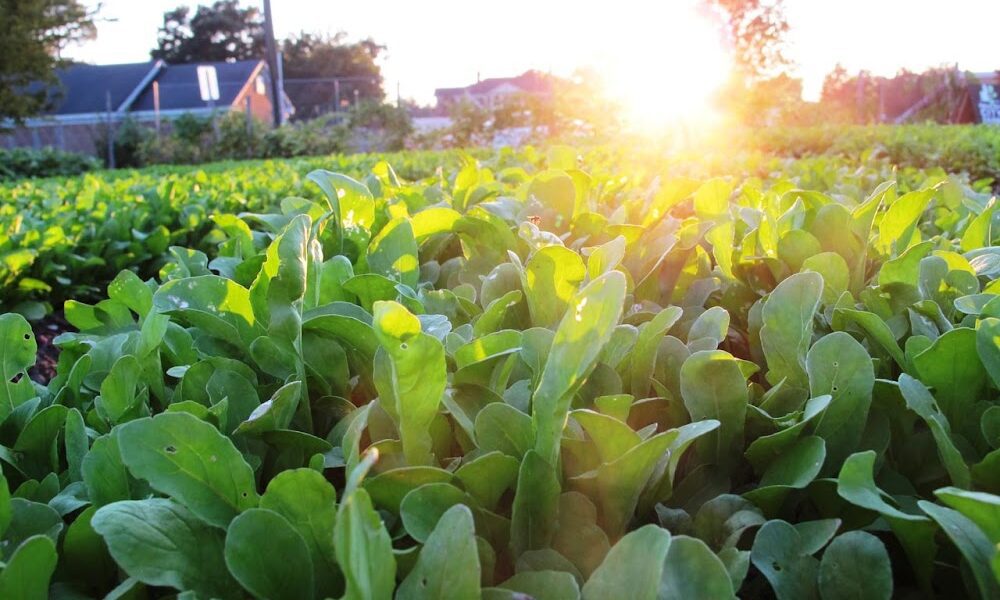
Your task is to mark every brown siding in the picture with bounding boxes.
[233,75,276,125]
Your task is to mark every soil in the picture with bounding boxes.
[28,311,74,385]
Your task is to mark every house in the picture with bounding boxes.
[1,59,292,155]
[434,70,553,111]
[958,72,1000,124]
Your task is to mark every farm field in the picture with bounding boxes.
[0,128,999,599]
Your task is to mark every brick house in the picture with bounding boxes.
[1,59,292,156]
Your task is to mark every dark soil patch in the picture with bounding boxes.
[28,311,74,385]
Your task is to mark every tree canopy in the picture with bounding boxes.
[151,0,265,63]
[0,0,96,126]
[281,32,385,119]
[704,0,789,80]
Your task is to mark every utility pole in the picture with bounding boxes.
[263,0,282,126]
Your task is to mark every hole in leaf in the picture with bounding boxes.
[400,343,408,350]
[772,562,782,572]
[832,386,839,392]
[164,445,177,454]
[832,361,839,367]
[23,333,30,340]
[9,373,23,384]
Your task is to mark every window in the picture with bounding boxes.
[255,76,266,95]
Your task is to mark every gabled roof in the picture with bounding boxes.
[131,60,264,112]
[47,62,162,114]
[435,70,553,99]
[35,59,268,118]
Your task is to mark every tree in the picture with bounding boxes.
[151,0,264,63]
[0,0,96,126]
[281,32,385,119]
[704,0,788,81]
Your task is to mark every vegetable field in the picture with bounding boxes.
[1,141,999,599]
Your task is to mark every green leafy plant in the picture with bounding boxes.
[0,140,998,598]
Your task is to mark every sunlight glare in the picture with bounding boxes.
[591,1,731,130]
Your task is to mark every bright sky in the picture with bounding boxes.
[65,0,999,109]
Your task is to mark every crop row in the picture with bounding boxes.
[0,146,998,598]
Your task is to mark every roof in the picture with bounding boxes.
[34,59,268,118]
[47,62,161,114]
[435,70,553,99]
[131,60,264,112]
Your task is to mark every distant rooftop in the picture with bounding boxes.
[435,70,554,101]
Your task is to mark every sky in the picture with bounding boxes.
[64,0,1000,106]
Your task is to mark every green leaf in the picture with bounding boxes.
[64,408,87,483]
[5,498,62,558]
[761,272,823,390]
[629,306,683,398]
[660,535,736,600]
[572,431,680,538]
[693,178,733,220]
[497,571,580,600]
[108,270,153,319]
[364,466,454,513]
[117,412,258,528]
[877,188,935,256]
[335,488,396,600]
[368,218,420,287]
[837,451,937,590]
[918,501,1000,599]
[750,520,819,600]
[551,492,611,579]
[529,170,577,222]
[581,525,672,600]
[98,355,144,425]
[260,468,340,598]
[398,504,481,600]
[806,332,875,471]
[455,451,519,511]
[977,317,1000,389]
[400,482,469,543]
[510,450,560,558]
[0,314,36,423]
[523,245,587,329]
[153,275,259,345]
[897,375,971,488]
[62,505,117,590]
[0,535,57,600]
[572,409,641,463]
[234,380,301,435]
[14,404,68,478]
[474,402,534,459]
[373,300,446,466]
[934,487,1000,542]
[533,271,627,465]
[802,252,849,305]
[744,436,826,515]
[92,499,238,599]
[411,206,462,242]
[587,236,627,279]
[960,199,997,252]
[680,350,749,467]
[817,531,893,600]
[0,471,9,538]
[691,495,765,552]
[225,508,315,600]
[912,327,986,428]
[832,308,906,370]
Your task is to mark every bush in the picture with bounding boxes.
[0,147,100,180]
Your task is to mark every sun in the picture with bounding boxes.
[593,1,732,130]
